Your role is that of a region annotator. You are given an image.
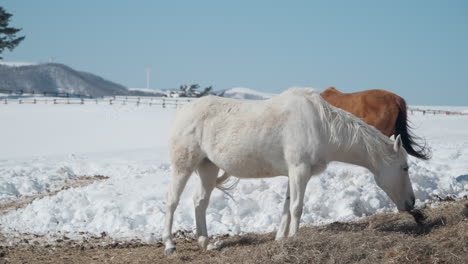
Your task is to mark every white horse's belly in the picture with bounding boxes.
[202,134,288,178]
[209,153,287,178]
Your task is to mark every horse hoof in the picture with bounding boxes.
[165,247,176,255]
[207,241,221,251]
[198,236,209,250]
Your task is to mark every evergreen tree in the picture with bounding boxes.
[199,86,212,97]
[0,7,25,59]
[179,84,200,96]
[178,84,213,97]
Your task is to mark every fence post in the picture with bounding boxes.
[81,98,84,105]
[162,98,165,108]
[19,99,22,104]
[4,99,7,104]
[34,99,37,104]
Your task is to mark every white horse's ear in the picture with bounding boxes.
[389,134,396,141]
[393,135,402,152]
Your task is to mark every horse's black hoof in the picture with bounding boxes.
[409,209,426,226]
[165,247,176,255]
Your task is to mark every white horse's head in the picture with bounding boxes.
[374,135,415,212]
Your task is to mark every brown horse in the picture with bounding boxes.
[321,87,430,160]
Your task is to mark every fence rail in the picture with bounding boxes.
[0,89,96,98]
[408,108,468,116]
[1,95,194,108]
[1,90,467,115]
[0,89,198,108]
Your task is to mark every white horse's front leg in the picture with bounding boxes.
[287,165,311,237]
[275,185,290,240]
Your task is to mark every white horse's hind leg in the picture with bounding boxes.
[287,164,311,237]
[163,169,192,255]
[193,159,218,250]
[275,185,290,240]
[163,142,203,255]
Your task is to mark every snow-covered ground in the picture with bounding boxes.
[0,94,467,242]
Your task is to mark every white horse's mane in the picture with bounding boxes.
[285,88,394,164]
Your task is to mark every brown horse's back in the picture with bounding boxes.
[320,87,430,160]
[321,87,400,136]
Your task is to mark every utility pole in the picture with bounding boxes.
[146,67,151,90]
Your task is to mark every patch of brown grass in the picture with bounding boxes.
[0,200,466,264]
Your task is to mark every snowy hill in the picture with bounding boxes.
[0,64,275,99]
[0,63,133,97]
[128,88,166,96]
[220,87,275,100]
[0,61,36,67]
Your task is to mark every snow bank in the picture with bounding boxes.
[0,102,467,241]
[0,157,79,203]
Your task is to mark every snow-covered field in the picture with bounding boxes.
[0,94,467,243]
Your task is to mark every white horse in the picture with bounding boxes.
[163,88,415,254]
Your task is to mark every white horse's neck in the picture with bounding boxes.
[329,133,381,174]
[313,95,392,174]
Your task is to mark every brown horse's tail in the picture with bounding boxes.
[394,97,431,160]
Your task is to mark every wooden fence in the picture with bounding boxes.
[409,108,468,116]
[1,92,467,115]
[0,89,94,98]
[1,95,194,109]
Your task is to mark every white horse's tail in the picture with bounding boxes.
[216,172,239,200]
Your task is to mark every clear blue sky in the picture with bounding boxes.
[3,0,468,105]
